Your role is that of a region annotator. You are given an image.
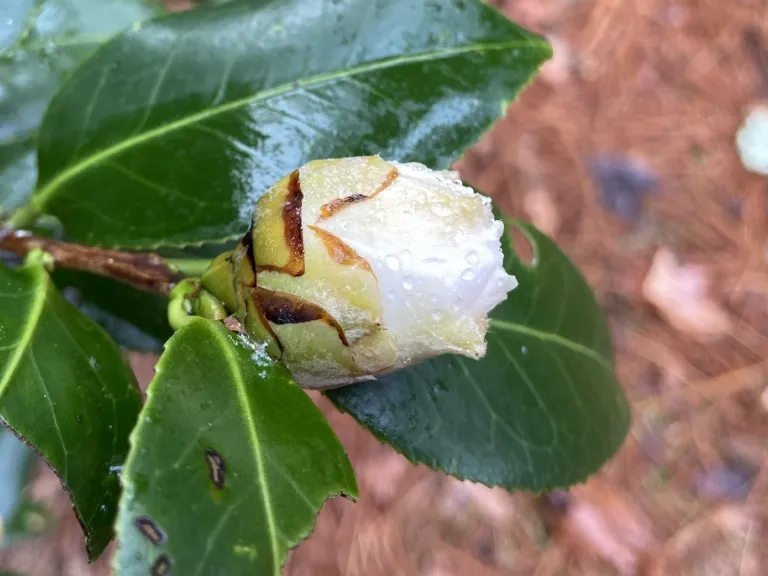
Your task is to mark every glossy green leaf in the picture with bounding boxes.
[0,0,164,209]
[329,221,630,491]
[0,259,142,557]
[26,0,550,247]
[115,319,357,575]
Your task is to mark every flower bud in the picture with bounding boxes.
[201,157,518,389]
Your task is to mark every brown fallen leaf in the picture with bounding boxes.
[523,188,561,237]
[539,36,574,87]
[642,248,732,339]
[543,478,664,575]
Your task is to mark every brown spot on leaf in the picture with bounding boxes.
[308,225,374,275]
[151,554,172,575]
[204,448,226,490]
[318,167,398,220]
[135,516,165,546]
[256,170,305,277]
[253,286,349,346]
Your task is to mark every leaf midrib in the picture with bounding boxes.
[0,267,47,402]
[489,318,613,370]
[211,326,281,576]
[32,38,547,210]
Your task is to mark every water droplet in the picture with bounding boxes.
[521,346,528,355]
[144,416,152,423]
[431,311,442,321]
[461,269,474,281]
[99,504,107,513]
[385,255,400,271]
[5,19,13,25]
[386,289,396,299]
[430,294,439,303]
[465,250,478,264]
[400,250,411,266]
[402,276,413,290]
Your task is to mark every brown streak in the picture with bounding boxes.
[256,170,305,276]
[307,225,374,275]
[253,286,349,347]
[254,291,284,353]
[318,167,399,221]
[240,221,257,275]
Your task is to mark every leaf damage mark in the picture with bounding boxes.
[151,554,172,575]
[204,447,226,490]
[135,516,166,546]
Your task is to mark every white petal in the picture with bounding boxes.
[316,160,517,368]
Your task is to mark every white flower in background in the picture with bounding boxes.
[736,106,768,176]
[200,156,518,389]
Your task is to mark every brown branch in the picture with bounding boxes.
[0,230,183,295]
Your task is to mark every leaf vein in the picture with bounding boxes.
[32,39,547,210]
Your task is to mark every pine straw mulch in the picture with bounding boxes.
[2,0,768,574]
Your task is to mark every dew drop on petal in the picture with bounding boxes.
[461,268,475,281]
[430,294,439,303]
[402,276,414,290]
[431,311,443,321]
[465,250,478,264]
[386,289,396,299]
[385,255,400,271]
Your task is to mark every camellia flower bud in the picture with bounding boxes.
[200,156,518,389]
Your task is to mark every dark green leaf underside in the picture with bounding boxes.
[115,319,357,575]
[53,269,171,351]
[329,221,630,491]
[31,0,550,247]
[0,0,164,209]
[0,260,142,557]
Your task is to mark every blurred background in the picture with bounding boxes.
[3,0,768,574]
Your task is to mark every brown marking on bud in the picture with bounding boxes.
[135,516,165,546]
[318,166,399,220]
[240,222,257,278]
[256,170,305,276]
[151,554,172,576]
[253,287,349,346]
[307,225,375,275]
[204,448,226,490]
